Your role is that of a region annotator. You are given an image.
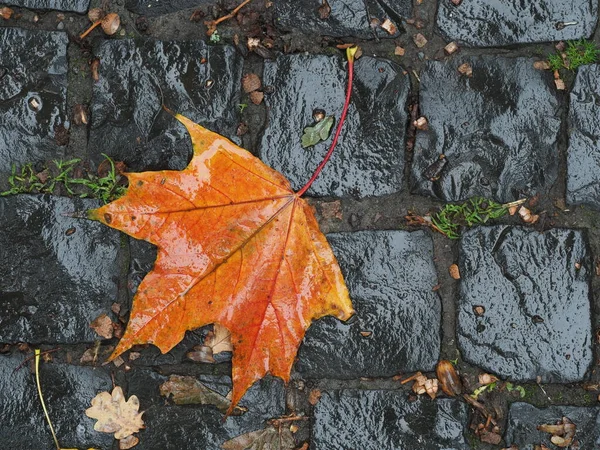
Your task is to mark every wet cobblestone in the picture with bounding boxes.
[458,226,593,383]
[260,54,409,198]
[297,230,441,377]
[0,28,68,174]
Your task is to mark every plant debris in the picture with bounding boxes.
[242,73,262,93]
[205,0,252,37]
[301,115,335,148]
[85,386,145,440]
[222,425,295,450]
[537,417,577,448]
[381,19,397,35]
[400,371,438,399]
[90,314,114,339]
[80,12,120,39]
[444,42,459,55]
[436,360,462,396]
[458,62,473,77]
[449,264,460,280]
[159,375,246,415]
[413,33,428,48]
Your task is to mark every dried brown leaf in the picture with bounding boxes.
[85,386,144,440]
[249,90,264,105]
[242,73,261,93]
[159,375,243,414]
[90,314,114,339]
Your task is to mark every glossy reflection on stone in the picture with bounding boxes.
[457,226,593,383]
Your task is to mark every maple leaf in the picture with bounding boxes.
[85,386,144,440]
[88,114,354,409]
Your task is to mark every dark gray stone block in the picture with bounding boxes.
[260,54,409,198]
[0,195,122,343]
[274,0,411,39]
[0,353,113,449]
[567,64,600,209]
[128,369,285,450]
[506,402,600,449]
[126,0,213,16]
[296,230,441,378]
[437,0,598,47]
[458,226,593,382]
[312,390,469,450]
[89,40,243,172]
[0,28,68,174]
[4,0,89,12]
[411,57,561,203]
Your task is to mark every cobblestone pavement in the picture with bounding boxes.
[1,0,600,449]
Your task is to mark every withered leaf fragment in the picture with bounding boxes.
[222,425,295,450]
[85,386,144,440]
[422,154,447,181]
[159,375,244,414]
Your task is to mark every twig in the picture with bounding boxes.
[205,0,252,36]
[268,415,309,426]
[13,348,60,373]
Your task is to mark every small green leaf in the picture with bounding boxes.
[516,385,526,398]
[301,116,335,148]
[505,382,514,391]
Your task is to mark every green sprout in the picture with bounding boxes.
[431,197,510,240]
[210,29,221,44]
[505,382,526,398]
[1,155,126,204]
[547,39,599,71]
[238,103,248,113]
[471,381,497,400]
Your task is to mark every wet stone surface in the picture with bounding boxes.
[274,0,410,39]
[0,195,122,343]
[0,353,113,449]
[296,230,441,378]
[437,0,598,47]
[128,368,285,449]
[567,64,600,210]
[505,402,600,449]
[411,56,561,203]
[0,28,68,174]
[312,390,469,450]
[4,0,89,13]
[458,226,593,382]
[125,0,213,16]
[89,40,243,172]
[260,54,409,198]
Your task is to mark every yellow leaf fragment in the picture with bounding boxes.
[85,386,144,440]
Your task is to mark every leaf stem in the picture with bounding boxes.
[296,47,357,197]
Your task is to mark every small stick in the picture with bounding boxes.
[13,348,60,373]
[268,415,309,426]
[205,0,252,36]
[400,372,423,385]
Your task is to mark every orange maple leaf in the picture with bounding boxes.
[88,113,354,409]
